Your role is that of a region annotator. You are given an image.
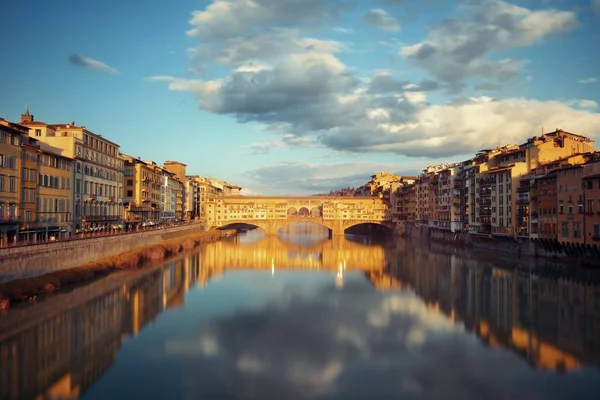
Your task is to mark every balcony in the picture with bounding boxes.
[479,176,496,186]
[478,198,491,206]
[517,186,530,193]
[479,210,491,217]
[517,196,530,205]
[479,190,492,197]
[0,215,19,223]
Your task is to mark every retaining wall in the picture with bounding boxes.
[404,224,600,264]
[0,224,205,283]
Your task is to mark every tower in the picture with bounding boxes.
[20,105,33,123]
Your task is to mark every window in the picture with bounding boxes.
[559,203,564,214]
[127,190,133,197]
[127,179,133,186]
[8,156,16,169]
[594,224,600,238]
[35,129,42,137]
[561,222,569,237]
[9,177,16,192]
[588,200,594,213]
[573,222,580,238]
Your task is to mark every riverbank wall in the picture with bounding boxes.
[0,229,235,309]
[0,224,210,283]
[405,225,600,265]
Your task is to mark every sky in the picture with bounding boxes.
[2,0,600,195]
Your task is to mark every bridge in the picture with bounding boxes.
[204,196,394,236]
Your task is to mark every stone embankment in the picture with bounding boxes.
[0,229,234,310]
[1,223,209,283]
[405,225,600,265]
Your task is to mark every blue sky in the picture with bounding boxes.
[2,0,600,195]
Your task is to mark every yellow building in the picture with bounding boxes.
[20,109,124,233]
[478,130,595,239]
[36,144,74,240]
[0,118,25,243]
[122,154,162,225]
[19,135,39,240]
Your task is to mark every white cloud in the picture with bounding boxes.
[68,54,118,73]
[241,160,423,195]
[362,9,401,31]
[575,99,598,109]
[400,0,578,90]
[332,27,354,34]
[148,0,598,184]
[579,77,597,84]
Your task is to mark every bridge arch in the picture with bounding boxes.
[287,207,298,216]
[298,207,310,216]
[343,221,394,235]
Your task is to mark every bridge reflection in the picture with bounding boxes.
[198,235,388,275]
[1,239,599,399]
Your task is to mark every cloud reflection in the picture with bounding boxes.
[163,282,565,400]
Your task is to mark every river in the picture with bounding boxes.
[1,222,600,399]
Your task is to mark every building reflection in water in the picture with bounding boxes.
[0,225,599,399]
[375,239,600,372]
[0,255,200,400]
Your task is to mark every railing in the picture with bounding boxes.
[0,220,202,249]
[0,216,19,223]
[83,215,121,222]
[479,177,496,185]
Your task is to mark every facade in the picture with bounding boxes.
[556,164,586,245]
[163,161,186,221]
[19,135,39,239]
[161,169,179,223]
[0,119,25,242]
[583,173,600,243]
[20,110,124,233]
[392,130,598,245]
[536,173,557,240]
[122,155,162,226]
[184,178,200,220]
[36,144,74,240]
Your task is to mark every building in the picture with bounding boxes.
[0,118,25,243]
[19,135,39,240]
[187,176,242,222]
[122,155,162,226]
[471,130,595,239]
[583,173,600,243]
[536,172,558,240]
[20,109,124,233]
[163,161,186,221]
[184,178,200,220]
[35,144,74,240]
[161,168,179,223]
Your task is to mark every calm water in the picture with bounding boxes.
[2,223,600,400]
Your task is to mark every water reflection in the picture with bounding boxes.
[0,227,598,399]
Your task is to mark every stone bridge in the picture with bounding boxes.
[204,196,393,236]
